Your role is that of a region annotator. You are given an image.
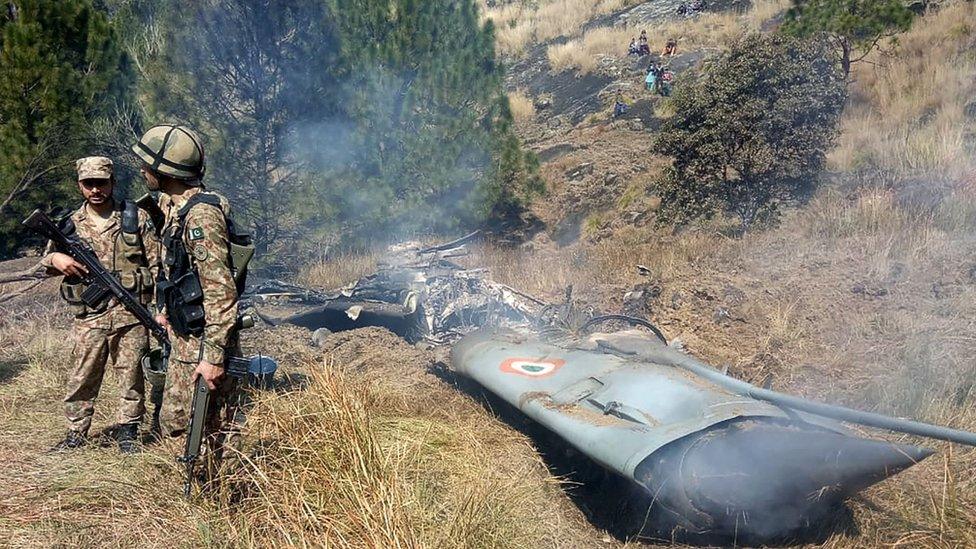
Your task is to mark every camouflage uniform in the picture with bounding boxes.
[156,187,242,441]
[40,158,159,435]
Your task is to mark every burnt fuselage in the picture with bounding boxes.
[451,328,932,541]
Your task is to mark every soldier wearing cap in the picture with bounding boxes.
[131,125,247,472]
[40,156,159,453]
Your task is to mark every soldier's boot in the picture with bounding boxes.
[52,430,87,452]
[117,423,141,454]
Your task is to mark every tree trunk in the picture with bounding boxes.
[841,39,852,77]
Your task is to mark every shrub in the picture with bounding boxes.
[653,34,847,229]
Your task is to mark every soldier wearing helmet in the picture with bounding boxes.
[132,124,247,465]
[39,156,159,453]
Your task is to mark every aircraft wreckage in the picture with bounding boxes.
[251,233,976,542]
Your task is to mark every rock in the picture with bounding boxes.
[722,284,747,305]
[713,307,732,325]
[311,327,332,348]
[566,162,595,180]
[623,281,663,317]
[537,142,577,162]
[692,288,716,301]
[603,172,619,185]
[851,282,888,297]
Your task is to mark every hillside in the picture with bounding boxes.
[482,0,976,545]
[1,0,975,547]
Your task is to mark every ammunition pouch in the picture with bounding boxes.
[158,272,205,337]
[60,277,114,317]
[137,266,154,304]
[60,279,91,317]
[120,269,138,291]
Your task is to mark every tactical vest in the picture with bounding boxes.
[59,201,155,318]
[158,193,253,337]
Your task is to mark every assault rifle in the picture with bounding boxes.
[22,209,169,344]
[179,356,250,498]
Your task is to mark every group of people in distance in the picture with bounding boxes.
[616,34,678,118]
[628,30,678,59]
[645,60,674,96]
[677,0,706,17]
[628,30,652,56]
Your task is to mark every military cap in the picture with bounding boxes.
[76,156,114,181]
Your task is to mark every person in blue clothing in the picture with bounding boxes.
[613,94,628,118]
[645,65,657,91]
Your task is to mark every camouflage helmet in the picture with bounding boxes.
[131,124,206,181]
[140,347,167,388]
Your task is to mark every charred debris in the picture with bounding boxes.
[247,233,975,544]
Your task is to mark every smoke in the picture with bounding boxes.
[137,0,513,258]
[285,67,497,245]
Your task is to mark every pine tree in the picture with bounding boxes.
[132,0,342,255]
[0,0,132,256]
[319,0,542,239]
[134,0,540,256]
[782,0,913,76]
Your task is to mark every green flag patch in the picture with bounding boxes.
[189,227,204,241]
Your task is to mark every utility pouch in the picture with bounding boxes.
[177,271,203,303]
[122,200,139,234]
[121,200,141,247]
[120,270,138,291]
[60,279,89,316]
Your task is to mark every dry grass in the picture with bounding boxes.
[507,88,537,123]
[484,0,639,56]
[295,249,379,289]
[830,1,976,179]
[548,27,626,73]
[547,0,790,73]
[217,357,569,547]
[0,299,593,548]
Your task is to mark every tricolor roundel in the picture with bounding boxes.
[500,357,565,378]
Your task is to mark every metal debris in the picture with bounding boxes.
[249,234,547,344]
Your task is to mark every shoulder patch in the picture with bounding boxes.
[189,227,205,241]
[192,244,209,261]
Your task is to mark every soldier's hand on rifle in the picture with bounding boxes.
[50,253,88,277]
[155,314,173,338]
[193,360,225,391]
